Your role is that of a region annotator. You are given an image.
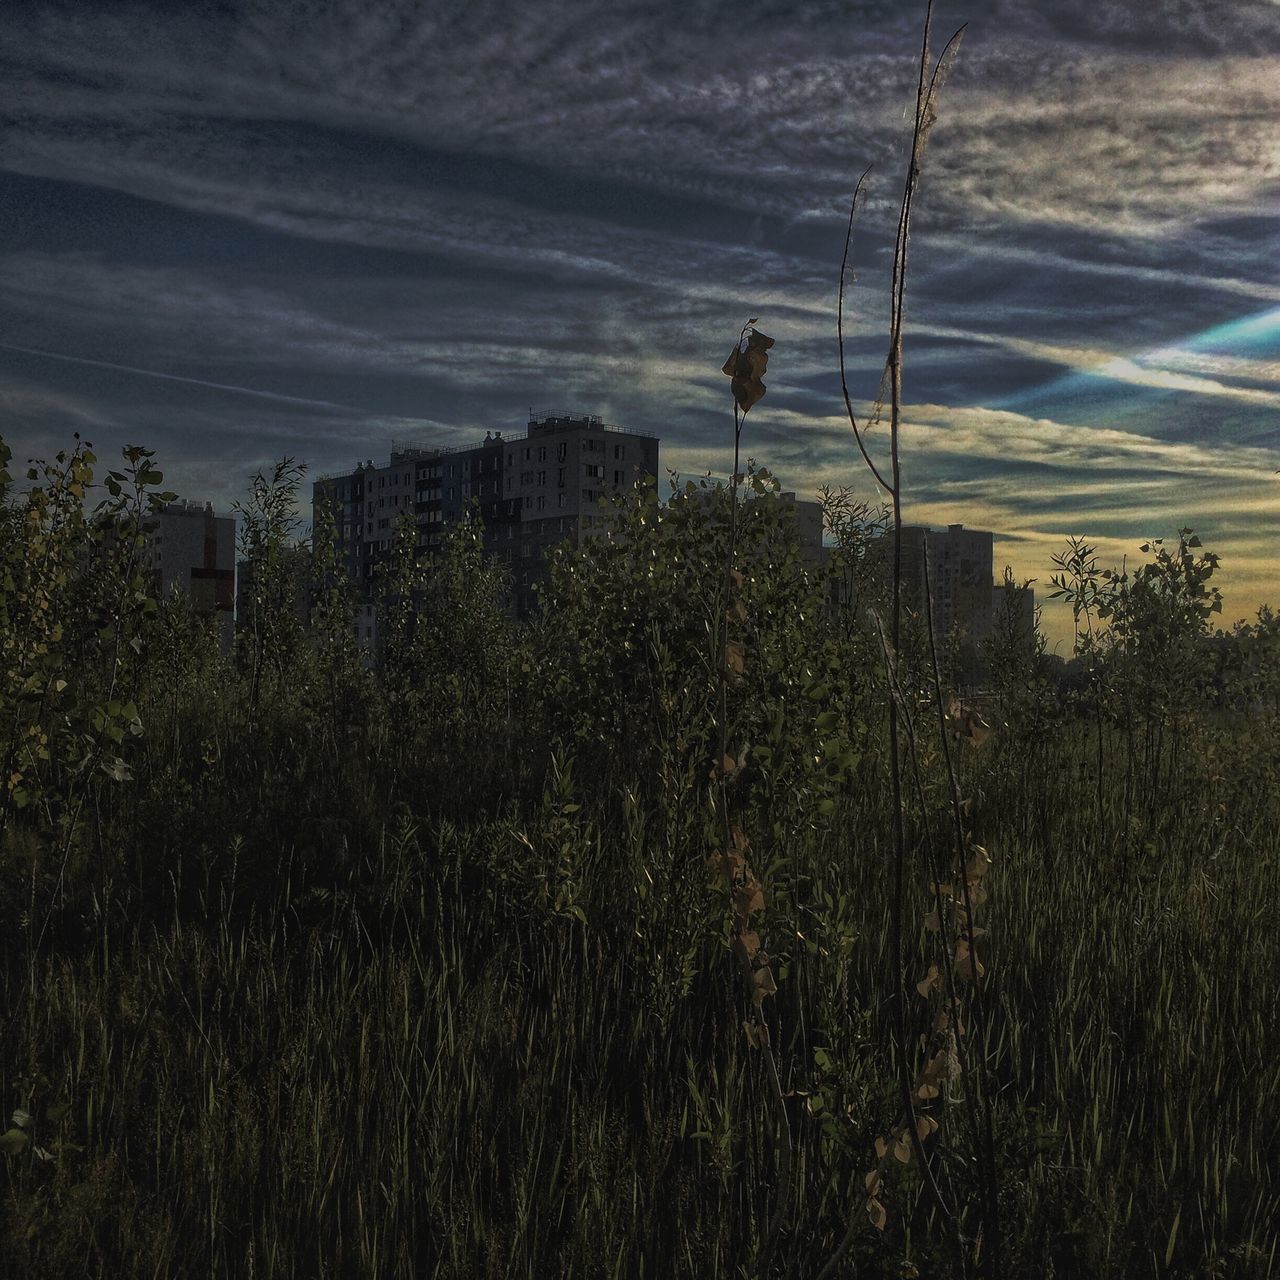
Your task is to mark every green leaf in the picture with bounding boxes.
[45,1102,70,1124]
[0,1129,29,1155]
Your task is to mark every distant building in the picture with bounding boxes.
[148,500,236,650]
[778,491,827,570]
[869,523,1035,676]
[234,545,312,641]
[992,577,1037,645]
[681,483,828,570]
[314,412,660,641]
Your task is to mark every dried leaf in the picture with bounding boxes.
[923,1051,950,1082]
[875,1136,889,1160]
[732,876,765,923]
[866,1197,888,1231]
[730,823,751,852]
[916,1114,939,1141]
[725,641,746,674]
[706,849,744,880]
[864,1169,883,1196]
[946,696,992,746]
[965,846,992,881]
[892,1132,912,1164]
[722,329,775,415]
[733,930,761,962]
[750,964,778,1006]
[955,950,986,983]
[915,964,943,998]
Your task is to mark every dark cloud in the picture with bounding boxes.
[1,0,1278,643]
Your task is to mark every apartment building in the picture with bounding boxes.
[147,500,236,650]
[899,523,996,648]
[868,522,1036,669]
[314,412,660,637]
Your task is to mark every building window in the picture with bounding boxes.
[538,446,547,462]
[614,444,623,460]
[536,495,546,511]
[557,442,567,462]
[557,493,566,509]
[537,470,546,486]
[614,470,623,485]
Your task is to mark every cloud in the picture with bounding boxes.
[2,0,1279,643]
[5,1,1279,239]
[911,325,1280,408]
[0,340,363,412]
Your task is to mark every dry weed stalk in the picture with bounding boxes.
[705,319,793,1261]
[819,3,1005,1276]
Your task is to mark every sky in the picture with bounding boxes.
[2,0,1278,650]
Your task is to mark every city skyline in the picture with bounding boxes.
[2,0,1278,650]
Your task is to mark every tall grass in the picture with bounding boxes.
[2,659,1277,1277]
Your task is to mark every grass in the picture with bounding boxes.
[3,695,1277,1278]
[2,440,1276,1276]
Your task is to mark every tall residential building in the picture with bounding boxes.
[314,412,659,635]
[901,523,996,649]
[147,500,236,650]
[869,524,1035,671]
[991,577,1037,645]
[778,491,827,570]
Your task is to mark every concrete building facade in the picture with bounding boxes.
[869,523,1035,672]
[148,500,236,650]
[314,412,659,638]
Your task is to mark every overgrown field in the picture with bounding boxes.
[2,439,1278,1278]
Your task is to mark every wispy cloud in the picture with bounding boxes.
[2,0,1279,634]
[0,340,362,412]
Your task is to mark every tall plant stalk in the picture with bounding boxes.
[822,4,1007,1275]
[714,320,793,1263]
